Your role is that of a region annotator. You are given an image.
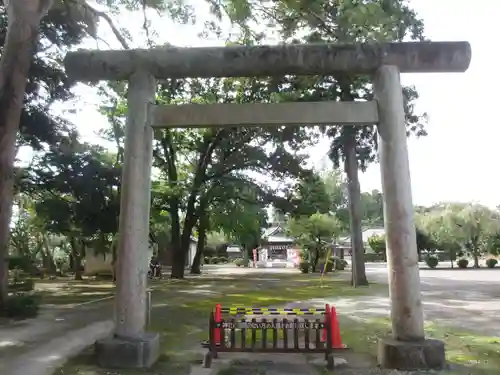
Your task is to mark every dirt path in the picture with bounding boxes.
[357,266,500,337]
[4,268,498,375]
[0,299,115,375]
[0,282,226,375]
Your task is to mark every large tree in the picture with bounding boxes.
[206,179,269,272]
[24,135,120,279]
[418,203,500,268]
[287,212,342,272]
[243,0,428,287]
[101,76,317,278]
[0,0,189,306]
[0,3,88,304]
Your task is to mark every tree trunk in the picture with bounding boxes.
[42,234,58,274]
[311,248,320,273]
[190,242,203,274]
[0,0,53,309]
[39,238,57,274]
[175,214,198,276]
[169,197,183,278]
[473,252,479,268]
[171,212,192,279]
[171,179,204,278]
[344,133,369,287]
[69,237,83,280]
[191,212,208,274]
[170,242,187,279]
[111,234,118,282]
[191,238,205,275]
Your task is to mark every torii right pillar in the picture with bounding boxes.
[374,65,444,369]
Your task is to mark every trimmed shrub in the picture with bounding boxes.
[299,261,310,273]
[367,235,386,255]
[2,293,41,319]
[7,256,34,272]
[320,262,333,273]
[211,257,220,264]
[204,256,211,264]
[425,255,439,269]
[234,258,245,267]
[219,257,228,264]
[486,258,498,268]
[329,256,347,271]
[9,279,34,292]
[457,258,469,269]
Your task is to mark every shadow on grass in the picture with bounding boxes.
[338,315,500,375]
[53,304,208,375]
[55,275,381,375]
[35,281,115,306]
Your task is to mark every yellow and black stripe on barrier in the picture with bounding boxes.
[219,307,326,315]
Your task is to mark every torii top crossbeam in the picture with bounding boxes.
[64,41,471,81]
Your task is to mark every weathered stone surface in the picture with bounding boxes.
[114,71,155,338]
[150,101,378,128]
[64,41,471,81]
[377,336,446,370]
[374,65,425,341]
[95,332,160,368]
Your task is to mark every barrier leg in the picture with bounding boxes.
[204,312,215,367]
[321,303,330,343]
[214,303,222,346]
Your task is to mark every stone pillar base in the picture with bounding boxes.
[95,332,160,368]
[377,336,446,370]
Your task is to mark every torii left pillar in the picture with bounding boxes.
[95,70,160,368]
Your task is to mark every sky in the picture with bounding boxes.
[41,0,500,208]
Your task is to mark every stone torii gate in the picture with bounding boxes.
[64,41,471,370]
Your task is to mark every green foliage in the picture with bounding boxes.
[234,258,245,267]
[415,227,436,252]
[486,231,500,256]
[288,212,342,272]
[7,256,35,272]
[329,255,348,271]
[299,261,309,273]
[211,257,220,264]
[367,235,386,255]
[101,75,317,278]
[415,203,500,267]
[218,256,228,264]
[319,260,333,273]
[204,256,211,264]
[1,293,41,319]
[288,213,342,246]
[0,5,86,151]
[25,138,121,242]
[425,255,439,269]
[260,0,427,170]
[486,258,498,268]
[360,190,384,228]
[457,258,469,269]
[287,173,332,219]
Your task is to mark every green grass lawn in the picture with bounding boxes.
[51,272,500,375]
[54,272,378,375]
[35,279,115,306]
[337,316,500,375]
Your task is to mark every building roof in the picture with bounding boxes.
[227,245,242,253]
[261,225,295,243]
